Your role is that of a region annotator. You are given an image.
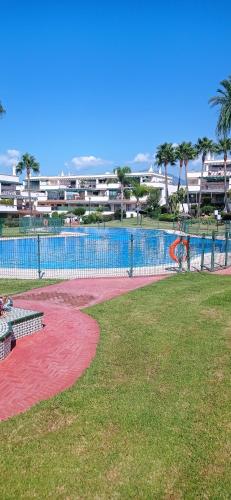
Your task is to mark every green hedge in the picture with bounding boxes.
[158,214,177,222]
[221,212,231,220]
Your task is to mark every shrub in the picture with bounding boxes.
[158,214,178,222]
[201,205,215,215]
[146,208,161,219]
[221,212,231,220]
[114,208,126,220]
[4,217,19,227]
[82,212,104,224]
[200,216,216,224]
[101,214,114,222]
[73,207,86,217]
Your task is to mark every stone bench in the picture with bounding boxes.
[0,307,44,361]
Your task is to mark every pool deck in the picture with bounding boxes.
[0,275,167,421]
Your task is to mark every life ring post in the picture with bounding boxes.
[178,235,183,271]
[169,236,189,270]
[186,235,191,271]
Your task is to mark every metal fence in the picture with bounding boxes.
[19,216,63,234]
[0,227,230,279]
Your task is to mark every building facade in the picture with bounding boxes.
[188,158,231,207]
[23,168,177,216]
[0,173,22,214]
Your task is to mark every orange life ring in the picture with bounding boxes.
[169,238,189,263]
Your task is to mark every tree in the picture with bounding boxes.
[146,188,161,217]
[0,101,5,117]
[175,143,185,190]
[155,143,176,212]
[215,138,231,212]
[16,153,40,215]
[209,76,231,137]
[178,142,196,213]
[113,166,131,222]
[131,182,149,224]
[73,207,86,217]
[195,137,216,217]
[178,187,186,209]
[171,187,186,214]
[169,192,181,215]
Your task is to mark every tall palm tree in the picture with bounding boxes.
[16,153,40,215]
[215,138,231,212]
[209,76,231,137]
[178,142,196,213]
[155,143,176,212]
[0,101,5,117]
[175,143,185,191]
[131,182,149,224]
[113,166,131,222]
[195,137,216,217]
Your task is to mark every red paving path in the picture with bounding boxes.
[0,276,166,421]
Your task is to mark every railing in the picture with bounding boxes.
[0,226,230,279]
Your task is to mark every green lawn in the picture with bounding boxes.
[0,273,231,498]
[0,279,61,296]
[0,217,228,237]
[85,217,228,236]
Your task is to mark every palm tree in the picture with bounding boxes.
[209,76,231,137]
[175,143,185,191]
[177,187,186,213]
[131,182,149,224]
[215,138,231,212]
[113,166,131,222]
[16,153,40,215]
[195,137,216,217]
[155,143,176,212]
[0,101,5,117]
[178,142,196,213]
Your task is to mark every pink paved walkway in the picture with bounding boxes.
[0,276,166,421]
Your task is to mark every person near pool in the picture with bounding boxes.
[3,296,13,311]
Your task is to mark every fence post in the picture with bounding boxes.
[37,235,41,279]
[129,234,134,277]
[187,235,191,271]
[178,235,183,272]
[201,233,205,271]
[225,230,229,267]
[211,231,215,271]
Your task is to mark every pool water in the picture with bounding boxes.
[0,227,226,270]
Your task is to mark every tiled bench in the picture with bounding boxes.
[0,307,44,361]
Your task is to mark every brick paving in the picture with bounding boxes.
[0,275,166,420]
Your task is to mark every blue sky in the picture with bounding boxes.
[0,0,230,177]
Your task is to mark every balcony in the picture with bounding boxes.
[201,180,226,193]
[0,205,17,212]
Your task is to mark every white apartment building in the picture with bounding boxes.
[0,173,22,214]
[188,158,231,207]
[23,168,177,216]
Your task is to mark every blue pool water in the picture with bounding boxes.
[0,227,226,270]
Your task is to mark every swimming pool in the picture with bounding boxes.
[0,227,228,278]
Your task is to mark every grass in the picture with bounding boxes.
[1,217,228,237]
[102,217,228,236]
[0,226,56,237]
[0,273,230,498]
[0,279,61,296]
